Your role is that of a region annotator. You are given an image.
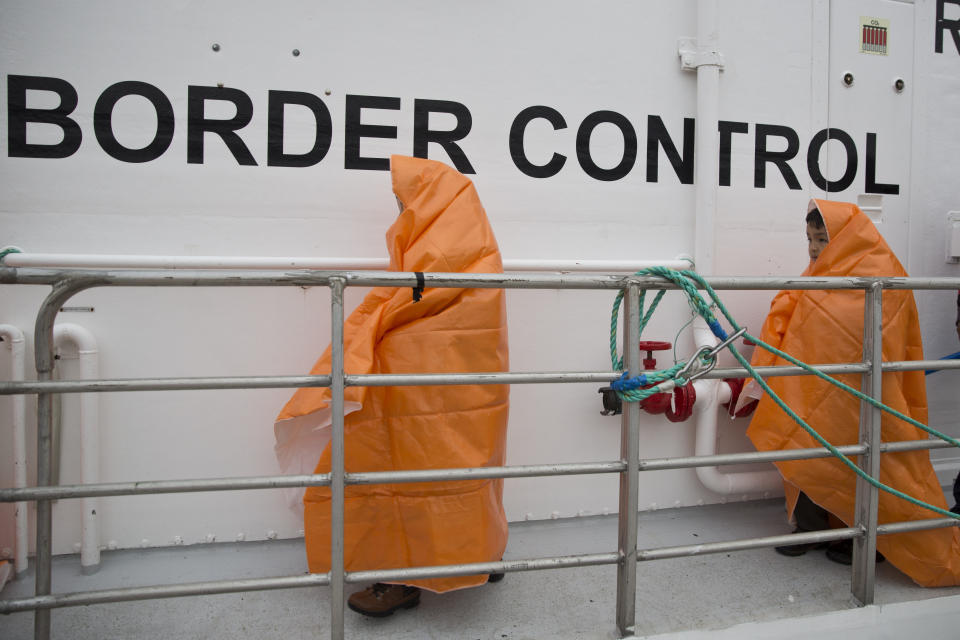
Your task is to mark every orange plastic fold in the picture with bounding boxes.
[275,155,509,593]
[747,199,960,587]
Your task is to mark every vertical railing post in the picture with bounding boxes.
[34,380,53,640]
[615,284,641,637]
[329,277,346,640]
[31,280,90,640]
[852,281,882,604]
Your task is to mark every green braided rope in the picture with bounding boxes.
[609,287,666,370]
[609,267,726,404]
[683,270,960,448]
[633,268,960,521]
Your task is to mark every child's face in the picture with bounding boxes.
[806,222,829,261]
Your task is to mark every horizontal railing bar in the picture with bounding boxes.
[0,474,332,502]
[349,372,615,386]
[8,359,959,396]
[4,439,953,502]
[706,363,869,379]
[6,267,960,291]
[639,439,956,471]
[639,528,859,561]
[640,444,865,470]
[350,553,621,583]
[880,439,957,452]
[880,360,960,373]
[0,463,625,502]
[0,574,330,613]
[0,372,615,395]
[8,517,958,614]
[0,375,333,395]
[877,517,960,534]
[710,360,960,379]
[348,462,627,485]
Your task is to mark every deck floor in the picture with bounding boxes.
[3,499,960,639]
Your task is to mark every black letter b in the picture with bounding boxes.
[8,75,82,158]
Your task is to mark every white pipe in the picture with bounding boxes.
[691,379,782,495]
[690,316,782,495]
[53,324,100,574]
[683,0,779,496]
[693,0,721,275]
[1,252,694,273]
[0,325,28,575]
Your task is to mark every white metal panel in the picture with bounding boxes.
[826,0,914,259]
[2,0,958,555]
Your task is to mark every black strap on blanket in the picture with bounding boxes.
[412,271,425,302]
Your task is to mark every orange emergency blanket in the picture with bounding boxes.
[747,199,960,587]
[274,155,509,593]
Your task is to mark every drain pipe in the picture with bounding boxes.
[691,318,782,494]
[679,0,725,275]
[0,325,28,575]
[680,0,778,495]
[53,324,100,574]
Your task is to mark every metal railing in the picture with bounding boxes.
[2,267,960,639]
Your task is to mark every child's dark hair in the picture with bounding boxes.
[806,208,825,229]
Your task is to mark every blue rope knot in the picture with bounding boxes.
[610,372,648,391]
[707,318,727,341]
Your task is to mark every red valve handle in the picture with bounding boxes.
[637,340,672,370]
[637,341,672,351]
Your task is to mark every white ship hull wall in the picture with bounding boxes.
[1,0,959,555]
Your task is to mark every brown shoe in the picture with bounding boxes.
[347,583,421,617]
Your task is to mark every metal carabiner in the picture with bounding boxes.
[685,348,718,382]
[676,345,712,382]
[705,326,748,359]
[678,327,748,383]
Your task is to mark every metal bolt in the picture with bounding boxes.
[324,89,332,96]
[894,77,905,93]
[292,49,300,57]
[842,71,854,87]
[212,43,221,52]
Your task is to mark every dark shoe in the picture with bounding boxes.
[774,529,829,557]
[825,539,885,565]
[347,583,421,617]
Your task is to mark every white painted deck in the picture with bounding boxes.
[2,499,960,640]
